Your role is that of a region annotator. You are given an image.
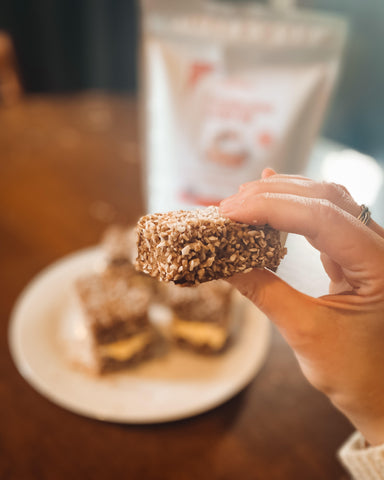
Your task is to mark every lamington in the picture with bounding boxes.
[101,225,158,291]
[163,281,234,353]
[75,269,159,373]
[101,225,137,268]
[136,206,286,286]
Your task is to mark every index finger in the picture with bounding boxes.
[220,192,384,295]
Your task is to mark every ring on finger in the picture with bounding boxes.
[357,204,371,225]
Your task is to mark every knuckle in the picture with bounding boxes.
[321,181,347,202]
[336,183,351,197]
[314,198,337,222]
[259,191,272,200]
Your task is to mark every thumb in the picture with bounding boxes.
[228,268,314,331]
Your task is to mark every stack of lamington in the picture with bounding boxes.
[72,206,286,374]
[73,226,235,374]
[74,227,160,374]
[135,206,286,355]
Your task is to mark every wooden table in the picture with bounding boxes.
[0,93,354,480]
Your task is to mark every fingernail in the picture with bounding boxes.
[219,200,232,215]
[239,182,252,192]
[220,194,237,208]
[220,194,245,214]
[262,167,277,179]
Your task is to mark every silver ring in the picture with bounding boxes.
[357,204,371,225]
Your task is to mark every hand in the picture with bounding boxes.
[220,168,384,446]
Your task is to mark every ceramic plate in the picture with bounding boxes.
[9,247,270,423]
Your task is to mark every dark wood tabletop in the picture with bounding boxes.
[0,93,353,480]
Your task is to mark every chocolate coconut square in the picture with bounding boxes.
[135,206,286,286]
[101,225,161,294]
[163,281,234,353]
[101,225,137,268]
[75,270,158,373]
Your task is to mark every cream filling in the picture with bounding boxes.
[98,332,151,361]
[172,319,227,349]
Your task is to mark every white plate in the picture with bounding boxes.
[8,247,270,424]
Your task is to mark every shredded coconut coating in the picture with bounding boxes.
[76,271,150,329]
[163,281,232,324]
[135,206,287,286]
[101,225,137,266]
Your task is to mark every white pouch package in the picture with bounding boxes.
[140,0,347,212]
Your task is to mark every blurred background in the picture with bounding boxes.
[0,0,383,164]
[2,3,384,479]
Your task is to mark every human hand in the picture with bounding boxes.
[220,168,384,446]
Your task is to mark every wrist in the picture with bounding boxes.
[353,419,384,447]
[333,399,384,446]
